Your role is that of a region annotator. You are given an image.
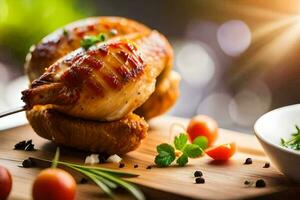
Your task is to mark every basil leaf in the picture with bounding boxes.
[184,144,203,158]
[176,153,188,167]
[193,136,208,150]
[174,133,188,150]
[155,143,175,167]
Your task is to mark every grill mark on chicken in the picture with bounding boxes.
[64,53,82,66]
[101,72,122,90]
[31,73,55,87]
[60,62,93,87]
[115,51,144,82]
[115,64,132,82]
[82,55,103,70]
[89,47,108,57]
[86,78,104,96]
[117,51,129,63]
[124,42,138,52]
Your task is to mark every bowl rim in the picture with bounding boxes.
[254,104,300,156]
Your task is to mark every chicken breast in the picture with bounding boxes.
[22,31,171,121]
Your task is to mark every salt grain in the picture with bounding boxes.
[85,154,100,164]
[106,154,122,163]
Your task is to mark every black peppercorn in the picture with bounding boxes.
[194,170,203,177]
[14,140,26,150]
[244,158,252,165]
[195,177,205,184]
[255,179,266,188]
[134,164,139,168]
[25,139,32,146]
[244,180,251,185]
[22,159,33,168]
[119,163,125,168]
[263,162,270,168]
[146,166,152,169]
[25,143,35,151]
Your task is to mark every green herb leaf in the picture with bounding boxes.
[174,133,188,150]
[193,136,208,150]
[58,161,137,177]
[183,144,203,158]
[281,125,300,150]
[157,143,175,155]
[70,165,114,198]
[51,147,59,168]
[176,153,188,166]
[281,138,287,147]
[80,33,106,50]
[62,28,68,37]
[155,143,175,167]
[88,168,145,200]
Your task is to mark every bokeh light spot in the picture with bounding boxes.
[197,92,233,126]
[217,20,251,56]
[229,82,272,127]
[176,41,215,87]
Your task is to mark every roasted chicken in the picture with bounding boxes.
[22,31,170,121]
[25,16,179,120]
[23,17,180,154]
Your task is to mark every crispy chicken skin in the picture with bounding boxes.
[24,17,178,119]
[27,106,148,155]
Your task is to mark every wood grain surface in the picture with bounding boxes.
[0,116,299,200]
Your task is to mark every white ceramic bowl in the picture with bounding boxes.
[254,104,300,183]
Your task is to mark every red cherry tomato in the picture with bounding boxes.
[205,143,236,161]
[32,168,76,200]
[187,115,218,146]
[0,165,12,200]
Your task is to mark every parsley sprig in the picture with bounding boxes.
[281,125,300,150]
[155,133,208,167]
[80,33,106,50]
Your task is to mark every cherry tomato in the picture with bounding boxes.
[32,168,76,200]
[187,115,218,146]
[0,165,12,200]
[205,143,236,161]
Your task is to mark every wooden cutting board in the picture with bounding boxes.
[0,116,299,200]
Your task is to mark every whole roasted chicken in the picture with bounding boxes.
[22,17,180,154]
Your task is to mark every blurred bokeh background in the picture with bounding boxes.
[1,0,300,132]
